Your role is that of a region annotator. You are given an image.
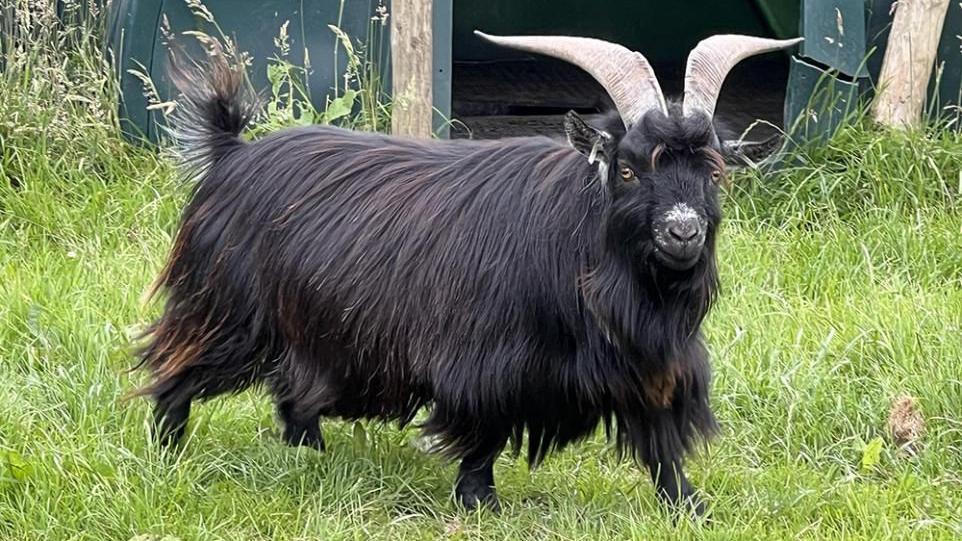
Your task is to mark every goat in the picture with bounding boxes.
[136,32,801,514]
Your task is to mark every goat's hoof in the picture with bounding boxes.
[153,422,186,449]
[282,428,326,452]
[456,481,500,513]
[659,490,710,522]
[675,493,710,523]
[688,496,708,519]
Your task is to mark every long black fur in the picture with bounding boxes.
[137,48,724,512]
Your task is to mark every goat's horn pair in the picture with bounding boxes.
[475,31,802,126]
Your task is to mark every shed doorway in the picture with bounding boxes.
[449,0,799,142]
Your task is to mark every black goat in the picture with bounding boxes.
[137,32,800,514]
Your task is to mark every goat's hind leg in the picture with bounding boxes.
[150,370,199,447]
[150,364,249,447]
[270,351,331,452]
[276,397,325,451]
[145,334,265,447]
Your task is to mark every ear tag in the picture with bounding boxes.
[588,140,601,165]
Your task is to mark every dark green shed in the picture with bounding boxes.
[106,0,961,143]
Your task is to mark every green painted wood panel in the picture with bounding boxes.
[783,55,860,142]
[933,0,961,121]
[108,0,452,142]
[433,0,452,137]
[799,0,867,77]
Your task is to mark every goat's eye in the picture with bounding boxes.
[619,166,635,181]
[710,169,723,183]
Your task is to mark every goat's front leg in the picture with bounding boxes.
[454,433,508,512]
[641,344,716,518]
[647,458,706,517]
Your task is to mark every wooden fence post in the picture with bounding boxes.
[873,0,951,128]
[391,0,433,138]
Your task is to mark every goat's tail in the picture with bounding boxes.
[164,40,258,177]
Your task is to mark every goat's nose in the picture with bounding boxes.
[668,220,700,243]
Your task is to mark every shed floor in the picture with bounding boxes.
[450,57,789,143]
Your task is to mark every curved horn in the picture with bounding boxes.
[475,30,667,126]
[683,35,803,119]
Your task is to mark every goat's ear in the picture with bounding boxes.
[564,111,614,167]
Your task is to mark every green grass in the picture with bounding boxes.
[7,125,962,541]
[3,3,962,540]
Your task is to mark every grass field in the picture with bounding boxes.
[3,3,962,540]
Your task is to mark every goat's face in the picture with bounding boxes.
[482,30,801,275]
[565,109,724,272]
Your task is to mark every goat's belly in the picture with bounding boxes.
[309,347,430,425]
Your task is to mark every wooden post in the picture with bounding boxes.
[391,0,433,138]
[873,0,951,128]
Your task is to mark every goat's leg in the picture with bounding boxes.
[455,434,507,512]
[151,371,199,447]
[152,365,247,447]
[270,352,331,452]
[647,457,705,516]
[639,401,709,518]
[276,398,325,451]
[154,397,191,447]
[143,312,268,448]
[644,347,716,518]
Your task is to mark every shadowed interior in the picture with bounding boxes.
[450,0,795,140]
